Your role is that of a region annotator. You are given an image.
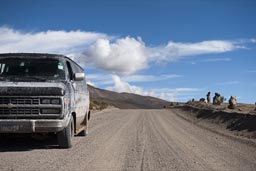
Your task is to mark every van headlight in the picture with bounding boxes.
[41,98,61,104]
[51,98,61,104]
[41,108,61,114]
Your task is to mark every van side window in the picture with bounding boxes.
[66,61,73,80]
[72,64,83,73]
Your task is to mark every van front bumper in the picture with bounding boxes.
[0,116,70,133]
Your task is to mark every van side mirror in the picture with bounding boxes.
[74,73,85,81]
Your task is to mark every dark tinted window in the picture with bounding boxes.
[0,58,65,81]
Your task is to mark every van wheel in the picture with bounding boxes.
[57,116,74,148]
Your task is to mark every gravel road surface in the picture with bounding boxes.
[0,109,255,171]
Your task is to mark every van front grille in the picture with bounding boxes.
[0,96,62,119]
[0,97,39,105]
[0,108,40,115]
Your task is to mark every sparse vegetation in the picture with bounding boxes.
[90,100,109,110]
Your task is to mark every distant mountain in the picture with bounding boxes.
[88,85,170,109]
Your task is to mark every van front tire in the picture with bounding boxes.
[57,116,74,148]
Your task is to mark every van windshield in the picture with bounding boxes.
[0,58,65,81]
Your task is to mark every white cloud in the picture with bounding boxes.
[86,73,182,86]
[0,26,107,54]
[107,75,154,96]
[107,75,200,102]
[80,39,240,74]
[122,74,182,82]
[87,74,113,85]
[148,41,236,63]
[0,26,253,75]
[151,87,200,92]
[78,37,148,75]
[150,88,200,102]
[87,74,107,80]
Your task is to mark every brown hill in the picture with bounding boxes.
[88,85,170,109]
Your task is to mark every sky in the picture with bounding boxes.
[0,0,255,103]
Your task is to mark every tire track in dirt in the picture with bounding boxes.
[0,109,255,171]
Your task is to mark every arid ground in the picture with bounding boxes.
[0,109,255,171]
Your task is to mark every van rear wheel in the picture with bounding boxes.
[57,116,74,148]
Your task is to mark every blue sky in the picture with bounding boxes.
[0,0,255,103]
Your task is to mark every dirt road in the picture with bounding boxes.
[0,109,256,171]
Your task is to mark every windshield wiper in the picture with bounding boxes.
[0,75,21,81]
[0,75,47,81]
[22,76,47,81]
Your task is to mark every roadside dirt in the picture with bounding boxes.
[0,109,255,171]
[174,103,256,140]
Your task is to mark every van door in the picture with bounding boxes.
[70,62,88,130]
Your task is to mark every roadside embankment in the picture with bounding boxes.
[91,106,119,114]
[171,102,256,143]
